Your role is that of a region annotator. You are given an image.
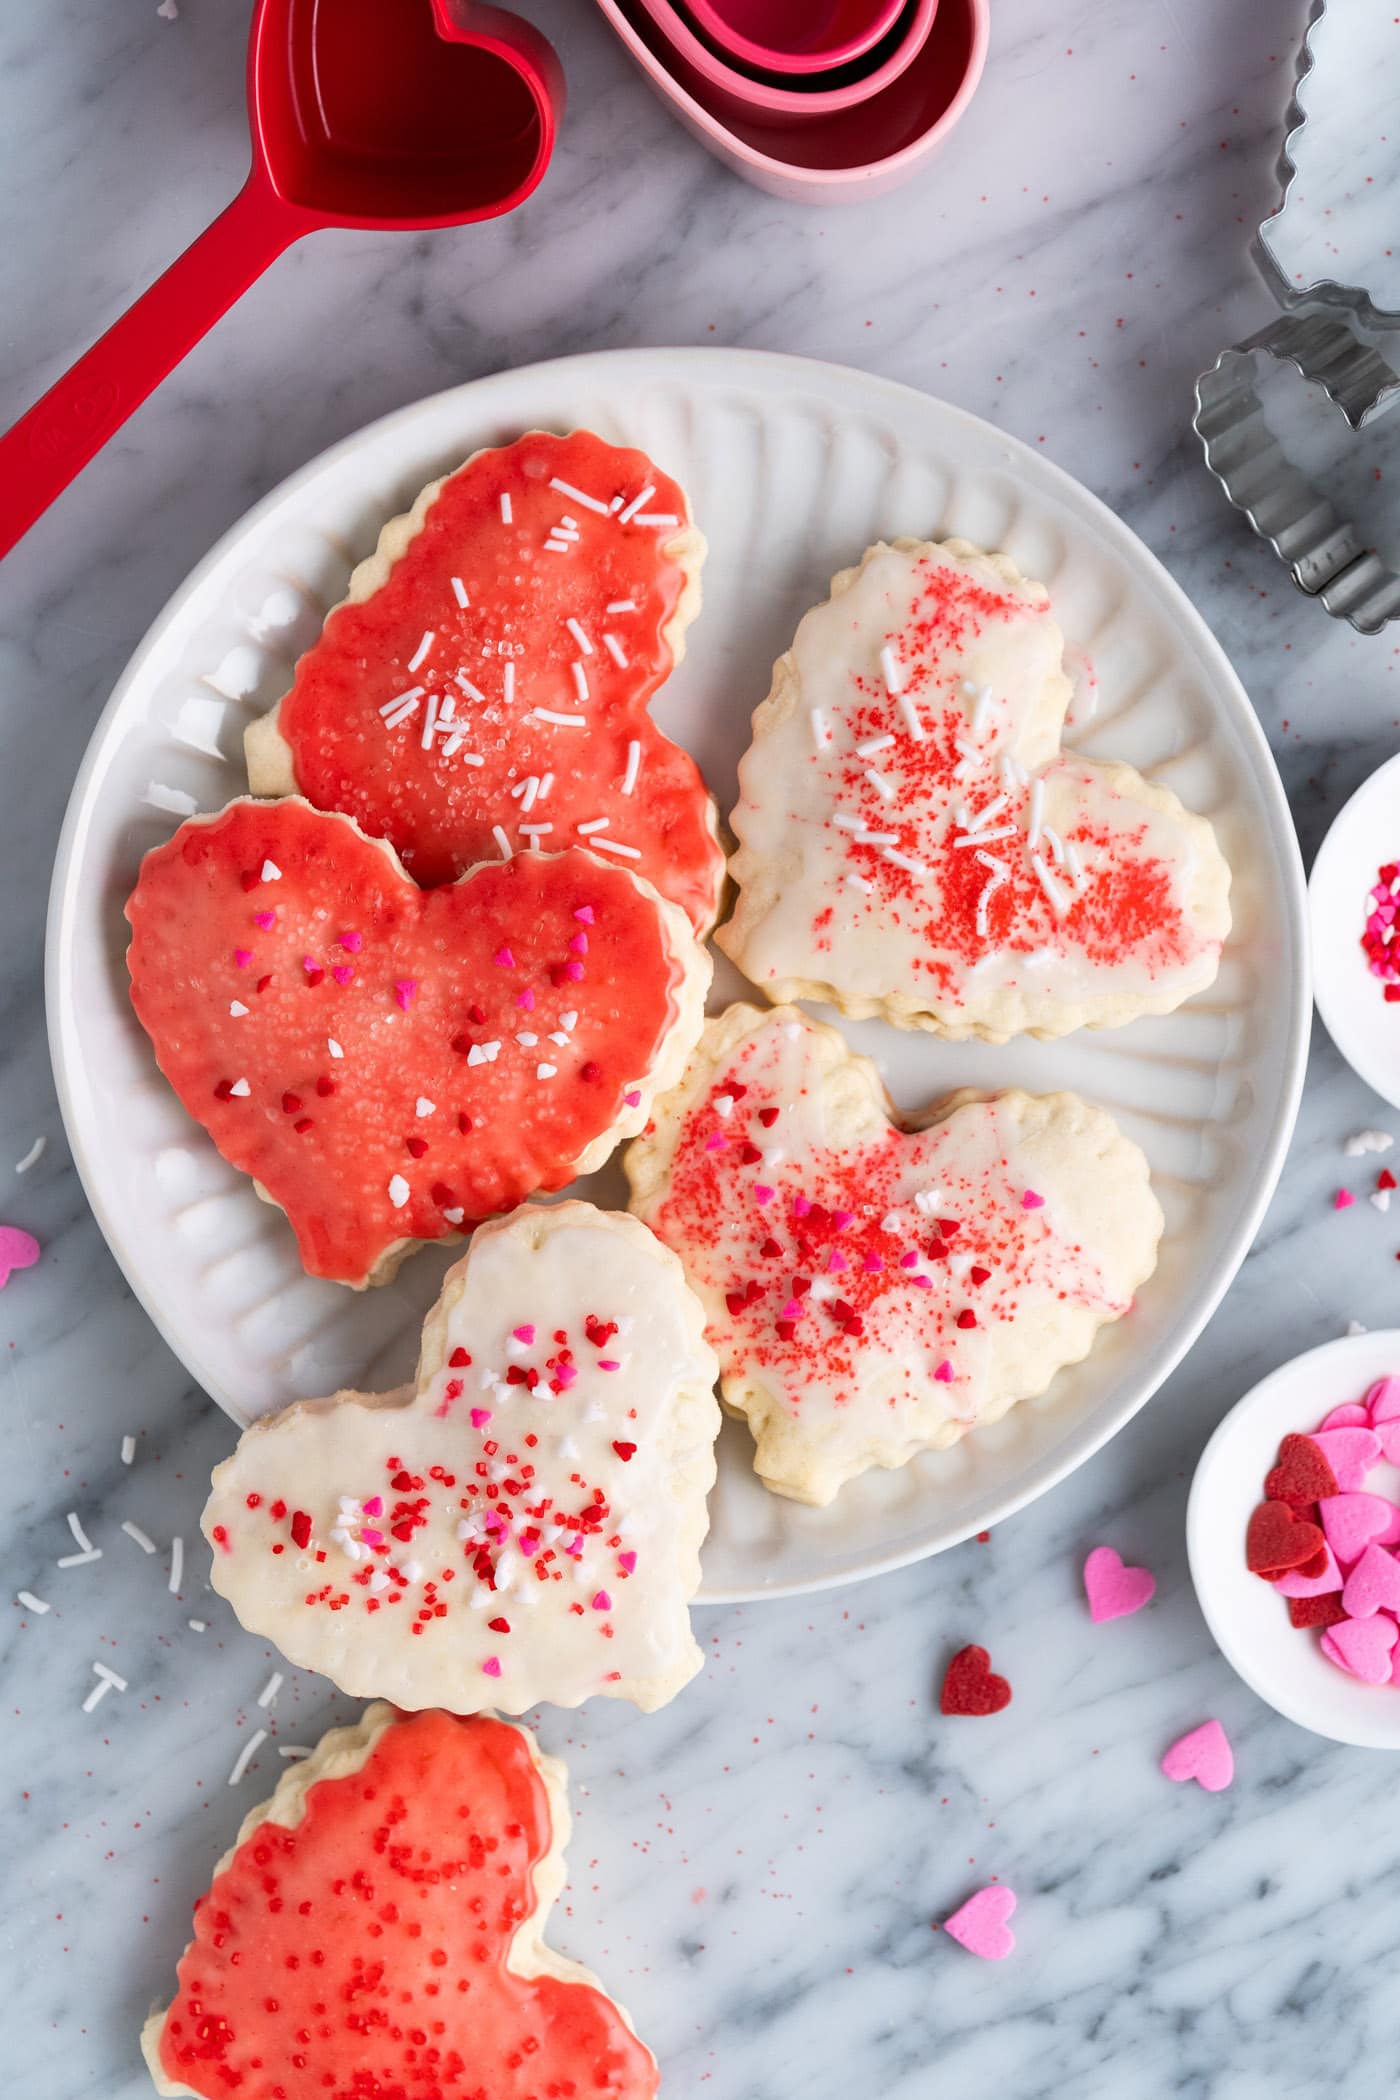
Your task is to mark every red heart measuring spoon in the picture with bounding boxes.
[0,0,562,560]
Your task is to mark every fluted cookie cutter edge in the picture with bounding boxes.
[1192,0,1400,634]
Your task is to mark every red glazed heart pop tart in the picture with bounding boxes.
[142,1704,659,2100]
[125,798,708,1288]
[246,428,725,934]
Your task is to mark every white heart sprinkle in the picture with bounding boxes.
[229,1000,248,1017]
[327,1038,343,1059]
[387,1174,410,1208]
[537,1063,557,1079]
[229,1077,250,1098]
[415,1097,436,1118]
[443,1207,465,1225]
[261,860,281,882]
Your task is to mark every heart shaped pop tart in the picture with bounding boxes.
[626,1004,1163,1506]
[142,1704,659,2100]
[202,1202,720,1713]
[718,538,1232,1041]
[246,429,725,934]
[125,799,707,1287]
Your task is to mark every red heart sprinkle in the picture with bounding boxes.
[1287,1593,1347,1629]
[1381,1169,1398,1191]
[940,1643,1012,1717]
[1246,1499,1325,1575]
[612,1441,636,1462]
[1263,1434,1339,1508]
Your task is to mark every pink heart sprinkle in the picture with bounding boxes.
[1321,1613,1398,1684]
[1320,1492,1400,1566]
[566,960,584,980]
[395,979,418,1010]
[362,1496,382,1517]
[0,1225,41,1290]
[253,910,275,931]
[942,1885,1016,1961]
[519,1535,538,1557]
[339,930,362,952]
[780,1299,804,1321]
[591,1591,611,1612]
[233,948,252,968]
[1367,1377,1400,1426]
[793,1194,811,1219]
[1320,1403,1371,1432]
[554,1363,578,1388]
[573,905,595,924]
[863,1253,883,1272]
[470,1408,492,1429]
[934,1360,954,1382]
[516,988,535,1010]
[332,965,354,986]
[624,1089,641,1107]
[832,1209,853,1229]
[618,1551,637,1574]
[900,1250,920,1268]
[1377,1420,1400,1465]
[1341,1543,1400,1619]
[481,1656,502,1677]
[568,932,588,954]
[1335,1189,1356,1209]
[754,1185,773,1206]
[827,1250,848,1272]
[1083,1545,1156,1623]
[494,946,515,968]
[1021,1190,1045,1210]
[1160,1718,1233,1792]
[1274,1544,1343,1597]
[1311,1427,1382,1490]
[598,1359,620,1371]
[513,1325,535,1344]
[705,1133,727,1151]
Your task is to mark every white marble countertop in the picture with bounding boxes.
[5,3,1400,2095]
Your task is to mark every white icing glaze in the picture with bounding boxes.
[718,539,1231,1041]
[203,1202,720,1712]
[627,1005,1163,1506]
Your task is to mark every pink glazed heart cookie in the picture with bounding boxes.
[245,429,724,935]
[125,799,707,1287]
[626,1004,1163,1506]
[142,1705,659,2100]
[202,1202,720,1714]
[717,539,1231,1041]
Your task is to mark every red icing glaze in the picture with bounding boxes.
[269,430,723,931]
[126,801,686,1284]
[157,1709,657,2100]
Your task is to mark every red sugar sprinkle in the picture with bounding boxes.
[612,1441,637,1462]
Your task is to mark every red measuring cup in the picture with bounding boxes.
[0,0,562,561]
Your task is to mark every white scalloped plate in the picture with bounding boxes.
[48,348,1308,1602]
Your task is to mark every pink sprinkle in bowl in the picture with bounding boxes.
[1188,1329,1400,1749]
[1310,750,1400,1113]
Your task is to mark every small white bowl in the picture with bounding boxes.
[1187,1329,1400,1748]
[1310,751,1400,1110]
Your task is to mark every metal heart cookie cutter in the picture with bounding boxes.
[1194,0,1400,633]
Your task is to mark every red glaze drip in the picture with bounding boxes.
[158,1709,657,2100]
[272,430,723,931]
[125,801,685,1284]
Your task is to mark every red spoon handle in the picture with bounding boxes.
[0,178,300,561]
